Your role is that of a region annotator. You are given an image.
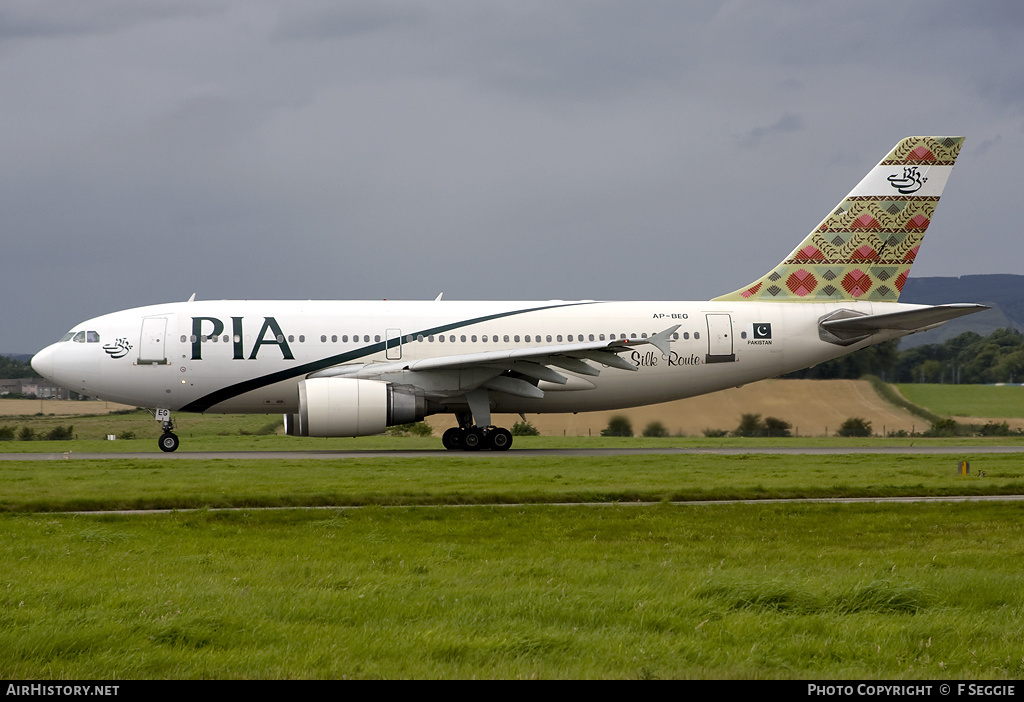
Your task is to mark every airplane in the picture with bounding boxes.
[31,136,987,452]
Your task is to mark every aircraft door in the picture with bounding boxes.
[138,317,169,365]
[705,313,736,364]
[385,328,402,360]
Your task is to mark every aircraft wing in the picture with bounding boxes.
[820,304,988,343]
[308,325,680,399]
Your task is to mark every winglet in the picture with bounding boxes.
[647,325,680,355]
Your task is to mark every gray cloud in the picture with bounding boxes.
[3,0,1023,353]
[737,113,805,148]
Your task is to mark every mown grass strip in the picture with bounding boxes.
[2,452,1024,513]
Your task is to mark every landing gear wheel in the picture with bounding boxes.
[442,427,463,450]
[462,428,484,451]
[488,427,513,451]
[158,432,180,453]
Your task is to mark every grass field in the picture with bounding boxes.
[3,449,1024,678]
[896,384,1024,420]
[4,501,1024,679]
[2,390,1024,678]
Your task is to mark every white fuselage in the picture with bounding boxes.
[31,298,913,417]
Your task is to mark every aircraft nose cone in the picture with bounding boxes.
[31,345,55,380]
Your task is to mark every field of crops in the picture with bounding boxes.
[896,384,1024,420]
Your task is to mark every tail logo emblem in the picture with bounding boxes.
[887,166,928,194]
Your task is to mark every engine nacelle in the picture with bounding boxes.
[284,378,427,437]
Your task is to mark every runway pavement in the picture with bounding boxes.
[2,445,1022,460]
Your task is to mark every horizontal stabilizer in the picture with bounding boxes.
[820,304,988,344]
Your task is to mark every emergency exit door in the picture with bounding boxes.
[385,328,403,360]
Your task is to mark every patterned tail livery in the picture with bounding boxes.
[714,136,965,302]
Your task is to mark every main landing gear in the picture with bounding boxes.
[441,426,513,452]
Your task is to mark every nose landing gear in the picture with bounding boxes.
[154,408,179,453]
[158,431,180,453]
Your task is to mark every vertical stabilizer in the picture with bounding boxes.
[713,136,964,302]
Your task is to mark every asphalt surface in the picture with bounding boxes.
[2,445,1022,460]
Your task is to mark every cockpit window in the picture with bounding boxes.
[73,331,85,343]
[60,331,75,342]
[86,331,100,343]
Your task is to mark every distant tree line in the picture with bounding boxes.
[0,355,38,379]
[784,328,1024,384]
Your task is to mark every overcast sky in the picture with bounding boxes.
[4,0,1023,353]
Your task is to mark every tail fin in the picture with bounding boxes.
[713,136,965,302]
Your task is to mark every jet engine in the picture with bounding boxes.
[284,378,428,437]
